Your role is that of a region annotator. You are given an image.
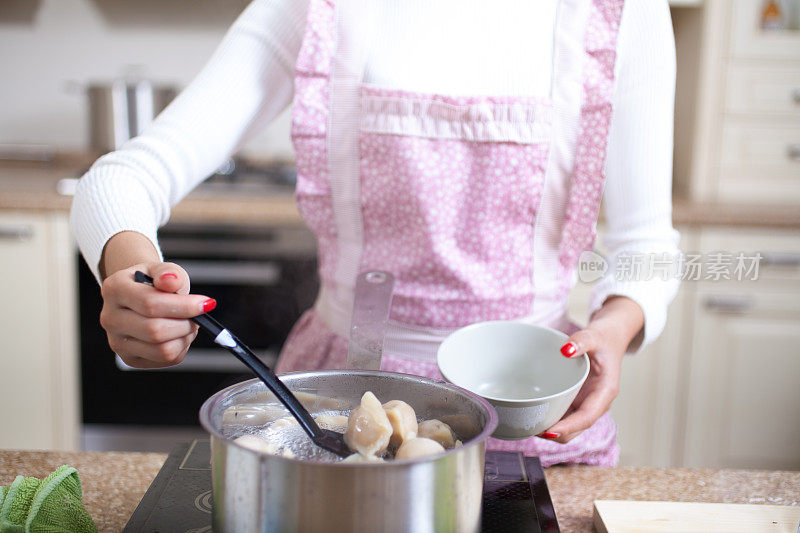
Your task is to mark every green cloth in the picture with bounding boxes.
[0,465,97,533]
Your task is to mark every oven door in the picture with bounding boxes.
[78,223,318,427]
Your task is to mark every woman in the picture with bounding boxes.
[71,0,680,466]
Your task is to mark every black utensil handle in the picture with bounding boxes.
[132,271,327,442]
[217,329,326,441]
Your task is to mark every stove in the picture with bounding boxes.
[124,440,559,532]
[193,159,297,197]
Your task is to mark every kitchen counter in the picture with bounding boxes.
[1,158,800,229]
[0,159,305,227]
[0,449,166,532]
[1,449,797,532]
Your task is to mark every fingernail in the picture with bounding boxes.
[160,273,178,281]
[560,342,577,358]
[202,299,217,313]
[541,432,559,439]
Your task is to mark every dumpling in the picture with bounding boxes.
[342,453,384,463]
[270,416,299,429]
[234,434,280,455]
[395,437,445,459]
[382,400,418,448]
[344,391,393,456]
[314,414,349,430]
[281,448,296,459]
[417,419,456,449]
[440,414,478,438]
[234,434,297,458]
[222,405,288,427]
[294,391,351,411]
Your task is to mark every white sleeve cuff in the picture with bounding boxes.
[70,166,165,284]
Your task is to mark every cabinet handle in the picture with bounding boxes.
[788,144,800,161]
[0,224,34,241]
[704,295,753,314]
[793,88,800,104]
[760,252,800,268]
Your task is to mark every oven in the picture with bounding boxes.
[78,220,319,451]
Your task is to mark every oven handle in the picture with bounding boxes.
[115,349,279,372]
[179,260,281,285]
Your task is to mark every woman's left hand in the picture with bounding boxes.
[539,296,644,444]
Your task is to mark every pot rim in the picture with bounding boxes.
[199,369,499,467]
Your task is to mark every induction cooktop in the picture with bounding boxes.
[124,440,559,532]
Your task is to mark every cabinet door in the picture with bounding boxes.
[718,121,800,204]
[726,64,800,118]
[684,289,800,470]
[0,212,79,450]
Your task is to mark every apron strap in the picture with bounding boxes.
[556,0,626,297]
[327,0,378,317]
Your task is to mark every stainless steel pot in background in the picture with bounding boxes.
[200,371,499,533]
[87,79,177,154]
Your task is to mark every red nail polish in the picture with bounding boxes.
[202,299,217,313]
[560,342,577,357]
[541,432,559,439]
[160,273,178,281]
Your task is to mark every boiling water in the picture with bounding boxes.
[226,408,353,462]
[223,403,461,463]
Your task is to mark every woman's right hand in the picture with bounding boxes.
[99,261,216,369]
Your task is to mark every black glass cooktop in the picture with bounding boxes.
[124,440,559,532]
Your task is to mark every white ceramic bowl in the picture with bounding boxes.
[437,321,589,440]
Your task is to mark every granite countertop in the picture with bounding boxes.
[1,158,800,229]
[0,449,167,532]
[546,465,800,531]
[1,449,798,532]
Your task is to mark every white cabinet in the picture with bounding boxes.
[728,0,800,61]
[0,211,80,450]
[679,0,800,204]
[569,226,800,470]
[719,121,800,203]
[682,228,800,470]
[684,287,800,470]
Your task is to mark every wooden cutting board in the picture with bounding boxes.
[593,500,800,533]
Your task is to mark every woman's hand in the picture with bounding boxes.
[100,262,214,368]
[97,231,215,369]
[539,296,644,444]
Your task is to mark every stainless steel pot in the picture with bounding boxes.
[87,80,176,153]
[199,371,499,533]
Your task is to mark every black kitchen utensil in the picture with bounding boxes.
[133,271,351,458]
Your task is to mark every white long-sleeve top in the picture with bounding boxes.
[71,0,680,348]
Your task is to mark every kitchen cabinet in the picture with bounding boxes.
[570,226,800,470]
[0,211,80,450]
[684,287,800,470]
[678,0,800,204]
[682,227,800,470]
[728,0,800,60]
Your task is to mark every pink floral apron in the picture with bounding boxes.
[277,0,624,467]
